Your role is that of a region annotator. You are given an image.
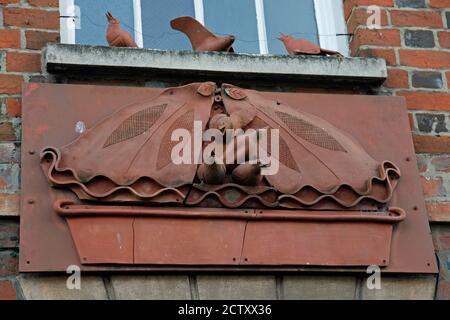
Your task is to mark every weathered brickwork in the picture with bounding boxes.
[346,0,450,299]
[0,0,59,300]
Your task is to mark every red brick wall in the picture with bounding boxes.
[0,0,59,299]
[346,0,450,299]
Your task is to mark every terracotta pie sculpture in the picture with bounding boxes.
[41,82,400,210]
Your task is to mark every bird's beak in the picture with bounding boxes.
[278,32,287,40]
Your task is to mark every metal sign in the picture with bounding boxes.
[20,83,437,273]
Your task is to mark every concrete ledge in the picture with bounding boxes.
[283,275,357,300]
[18,274,108,300]
[44,44,387,86]
[361,275,437,300]
[110,275,191,300]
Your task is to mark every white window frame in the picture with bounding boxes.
[60,0,349,56]
[314,0,349,56]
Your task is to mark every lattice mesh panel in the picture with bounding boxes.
[103,104,167,148]
[157,111,194,169]
[275,111,346,152]
[250,117,299,172]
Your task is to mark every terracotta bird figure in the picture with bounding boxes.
[278,32,340,56]
[170,16,235,52]
[231,162,266,186]
[197,155,227,185]
[105,11,138,48]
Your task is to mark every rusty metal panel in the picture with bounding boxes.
[19,83,437,273]
[241,221,392,266]
[134,217,246,265]
[67,217,134,264]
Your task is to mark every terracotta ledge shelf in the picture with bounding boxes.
[44,44,387,86]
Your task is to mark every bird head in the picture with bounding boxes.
[105,11,120,24]
[277,32,292,44]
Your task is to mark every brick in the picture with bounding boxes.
[408,112,415,130]
[0,122,16,141]
[395,0,426,7]
[25,30,60,50]
[361,275,436,299]
[3,8,59,30]
[436,251,450,281]
[420,176,446,198]
[436,281,450,300]
[0,0,20,4]
[351,29,401,54]
[431,224,450,247]
[0,193,20,216]
[197,276,276,300]
[415,113,447,133]
[386,68,408,88]
[397,91,450,111]
[438,31,450,49]
[404,30,435,48]
[0,164,19,191]
[283,275,357,300]
[391,10,443,28]
[0,30,21,49]
[0,220,19,248]
[6,52,41,73]
[351,0,394,6]
[358,48,396,66]
[347,8,388,34]
[18,275,108,300]
[0,281,16,300]
[0,143,17,163]
[431,155,450,172]
[400,50,450,69]
[412,71,443,89]
[416,154,429,173]
[413,135,450,153]
[5,98,21,117]
[429,0,450,8]
[0,250,18,276]
[111,275,191,300]
[0,74,22,95]
[344,0,355,20]
[27,0,59,7]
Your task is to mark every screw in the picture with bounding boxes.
[406,157,411,162]
[413,206,418,211]
[27,199,35,204]
[28,150,35,155]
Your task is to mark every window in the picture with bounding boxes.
[60,0,349,56]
